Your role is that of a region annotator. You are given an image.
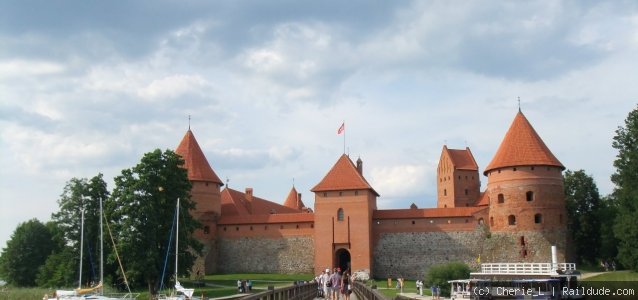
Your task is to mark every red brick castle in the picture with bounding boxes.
[175,110,567,279]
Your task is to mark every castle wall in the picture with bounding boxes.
[371,217,567,280]
[216,222,315,273]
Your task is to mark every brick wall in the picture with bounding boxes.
[217,235,315,273]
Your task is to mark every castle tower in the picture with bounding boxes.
[311,155,378,275]
[484,111,566,261]
[283,186,306,211]
[437,146,481,208]
[175,129,224,274]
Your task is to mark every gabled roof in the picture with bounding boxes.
[175,129,223,184]
[221,187,302,217]
[442,146,479,171]
[475,191,489,207]
[283,186,306,211]
[484,111,564,175]
[311,154,379,196]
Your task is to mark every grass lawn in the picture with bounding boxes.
[581,270,638,281]
[1,273,314,300]
[365,279,432,298]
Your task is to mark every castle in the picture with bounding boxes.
[175,110,567,279]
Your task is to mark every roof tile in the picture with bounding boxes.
[175,130,223,184]
[484,111,564,174]
[311,154,379,196]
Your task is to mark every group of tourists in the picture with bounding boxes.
[315,267,354,300]
[236,279,252,293]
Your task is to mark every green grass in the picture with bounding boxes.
[0,274,314,300]
[365,279,432,298]
[582,270,638,281]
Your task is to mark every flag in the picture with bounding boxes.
[337,122,345,135]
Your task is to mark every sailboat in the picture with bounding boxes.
[46,196,138,300]
[159,198,195,300]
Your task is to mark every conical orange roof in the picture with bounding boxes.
[283,186,305,210]
[484,111,564,175]
[311,154,379,196]
[175,129,223,184]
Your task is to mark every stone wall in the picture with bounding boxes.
[217,235,314,274]
[372,227,566,279]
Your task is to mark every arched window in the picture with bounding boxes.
[508,215,516,225]
[526,191,534,202]
[534,213,542,224]
[337,208,344,221]
[478,218,484,225]
[498,193,505,204]
[444,189,447,196]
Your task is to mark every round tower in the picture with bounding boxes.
[484,111,567,261]
[175,129,224,274]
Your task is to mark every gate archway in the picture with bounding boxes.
[335,248,351,272]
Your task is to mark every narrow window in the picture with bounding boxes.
[323,192,327,197]
[411,220,415,225]
[337,208,344,221]
[535,214,542,224]
[526,191,534,202]
[520,236,525,246]
[296,224,299,229]
[339,191,343,196]
[464,189,468,195]
[311,224,314,228]
[250,226,253,231]
[355,191,358,196]
[498,193,505,204]
[444,189,447,196]
[508,215,516,225]
[513,167,517,171]
[490,217,494,227]
[223,227,227,231]
[235,227,239,231]
[204,226,210,234]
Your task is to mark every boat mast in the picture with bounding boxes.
[175,198,180,282]
[100,196,104,295]
[79,208,84,289]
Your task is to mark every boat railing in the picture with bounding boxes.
[478,263,576,274]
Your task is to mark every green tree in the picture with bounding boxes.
[612,104,638,271]
[44,174,110,287]
[107,149,201,296]
[564,169,602,265]
[0,219,55,286]
[425,262,470,297]
[598,196,619,264]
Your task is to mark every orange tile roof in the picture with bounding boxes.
[444,146,478,171]
[221,187,302,217]
[175,129,223,184]
[475,191,489,206]
[373,207,483,219]
[218,213,314,225]
[311,154,379,196]
[283,186,305,211]
[484,111,564,175]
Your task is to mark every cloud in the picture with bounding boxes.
[0,59,65,77]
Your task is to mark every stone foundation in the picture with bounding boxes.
[218,236,314,274]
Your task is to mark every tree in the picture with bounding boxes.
[598,196,619,264]
[43,174,110,287]
[611,104,638,271]
[564,169,602,265]
[107,149,201,296]
[425,262,470,297]
[0,219,55,286]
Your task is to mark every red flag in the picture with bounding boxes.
[337,122,345,135]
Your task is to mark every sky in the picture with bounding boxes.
[1,1,637,249]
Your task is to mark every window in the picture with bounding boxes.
[458,175,461,180]
[339,191,343,196]
[280,225,284,229]
[337,208,344,221]
[464,189,468,195]
[513,167,517,171]
[250,226,253,231]
[223,227,227,231]
[531,166,535,171]
[204,226,210,234]
[478,218,484,225]
[535,214,542,224]
[520,236,525,246]
[235,227,239,231]
[355,191,358,196]
[498,193,505,203]
[411,220,415,225]
[323,192,327,197]
[526,191,534,202]
[490,217,494,226]
[444,189,447,196]
[508,215,516,225]
[296,224,299,229]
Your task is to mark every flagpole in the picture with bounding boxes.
[343,121,345,154]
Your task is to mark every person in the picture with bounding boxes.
[416,280,422,296]
[330,268,342,300]
[431,285,436,299]
[247,279,253,292]
[237,279,242,293]
[435,285,440,300]
[341,269,352,300]
[316,270,325,298]
[322,268,331,300]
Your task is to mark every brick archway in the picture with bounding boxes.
[335,248,351,272]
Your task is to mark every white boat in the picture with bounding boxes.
[47,196,138,300]
[158,198,196,300]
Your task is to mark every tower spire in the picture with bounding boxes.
[518,97,521,112]
[188,115,191,130]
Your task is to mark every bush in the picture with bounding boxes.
[425,262,470,297]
